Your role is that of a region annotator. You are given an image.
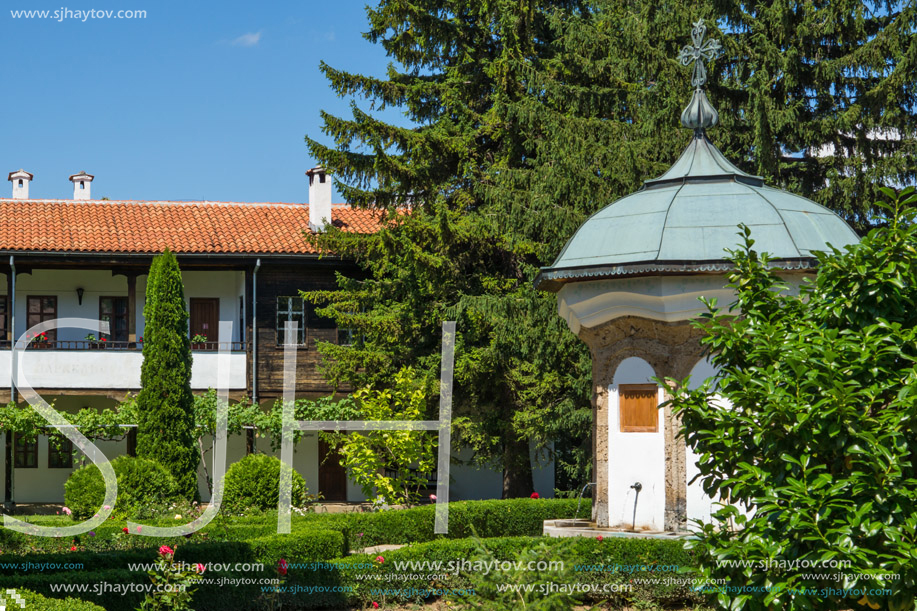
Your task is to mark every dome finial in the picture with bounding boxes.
[677,19,722,132]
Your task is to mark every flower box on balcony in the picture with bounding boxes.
[28,333,52,349]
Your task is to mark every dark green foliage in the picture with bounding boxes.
[290,497,587,549]
[0,499,586,609]
[0,498,582,558]
[305,536,698,609]
[222,453,310,513]
[136,249,199,500]
[709,1,917,231]
[669,188,917,610]
[303,1,916,498]
[305,0,597,498]
[64,455,180,519]
[0,530,345,611]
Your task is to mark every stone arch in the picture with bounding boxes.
[580,315,706,531]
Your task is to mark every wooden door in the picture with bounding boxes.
[189,298,219,347]
[318,435,347,501]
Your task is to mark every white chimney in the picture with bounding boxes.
[8,169,33,199]
[306,166,332,231]
[69,171,94,200]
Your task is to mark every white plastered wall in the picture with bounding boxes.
[609,357,664,531]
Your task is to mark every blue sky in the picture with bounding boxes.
[1,1,396,203]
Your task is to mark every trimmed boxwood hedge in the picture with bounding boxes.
[18,588,107,610]
[292,497,588,549]
[0,499,592,610]
[0,529,345,611]
[294,535,699,609]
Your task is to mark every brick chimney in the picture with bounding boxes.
[69,171,94,200]
[8,169,33,199]
[306,166,332,232]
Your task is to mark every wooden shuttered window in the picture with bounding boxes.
[619,384,659,432]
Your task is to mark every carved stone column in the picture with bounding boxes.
[580,316,705,531]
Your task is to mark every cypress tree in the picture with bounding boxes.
[136,249,198,500]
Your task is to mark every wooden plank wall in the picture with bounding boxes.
[250,263,347,399]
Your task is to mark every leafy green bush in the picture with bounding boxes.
[64,455,180,519]
[17,588,107,610]
[671,189,917,610]
[222,453,310,513]
[314,368,437,504]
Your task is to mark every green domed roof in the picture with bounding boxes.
[535,131,859,291]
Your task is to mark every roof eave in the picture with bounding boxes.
[534,258,817,292]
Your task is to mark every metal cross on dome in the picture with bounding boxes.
[677,19,721,89]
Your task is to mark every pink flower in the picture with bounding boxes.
[376,555,385,564]
[136,526,142,533]
[103,505,111,510]
[277,558,288,576]
[530,492,540,499]
[196,563,206,574]
[430,494,437,501]
[62,506,72,516]
[158,545,174,557]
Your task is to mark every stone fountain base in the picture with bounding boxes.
[543,519,688,539]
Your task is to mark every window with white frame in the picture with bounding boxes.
[276,296,306,345]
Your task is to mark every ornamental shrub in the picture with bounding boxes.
[222,454,310,513]
[136,249,199,500]
[17,589,106,610]
[64,455,180,520]
[292,497,586,548]
[670,188,917,610]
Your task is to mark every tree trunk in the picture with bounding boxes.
[501,431,534,498]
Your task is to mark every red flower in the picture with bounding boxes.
[277,558,288,576]
[70,546,76,551]
[158,545,174,557]
[376,555,385,564]
[195,563,206,574]
[101,337,107,342]
[121,527,129,533]
[596,535,603,541]
[530,492,540,499]
[372,603,380,609]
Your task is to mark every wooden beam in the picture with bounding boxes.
[127,274,137,343]
[3,431,12,508]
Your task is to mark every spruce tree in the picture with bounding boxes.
[303,1,916,495]
[136,249,198,500]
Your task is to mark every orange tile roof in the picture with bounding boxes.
[0,199,383,255]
